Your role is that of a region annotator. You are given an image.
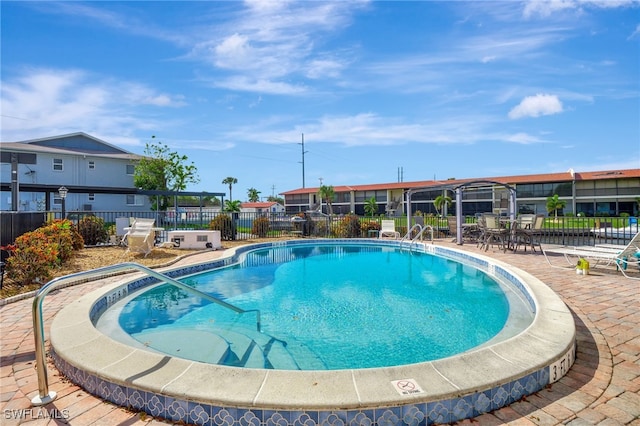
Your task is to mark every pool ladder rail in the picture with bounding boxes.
[31,262,261,406]
[400,224,434,249]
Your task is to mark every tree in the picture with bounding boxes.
[222,177,238,201]
[318,185,335,215]
[133,137,199,210]
[546,194,566,219]
[433,194,452,217]
[247,188,261,202]
[364,196,378,217]
[267,195,284,204]
[224,199,242,212]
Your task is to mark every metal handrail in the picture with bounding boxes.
[31,262,260,406]
[400,224,422,244]
[400,224,434,244]
[416,225,434,243]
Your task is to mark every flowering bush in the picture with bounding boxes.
[3,219,83,286]
[360,220,381,234]
[333,214,362,238]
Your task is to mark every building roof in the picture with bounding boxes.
[280,169,640,195]
[241,202,281,209]
[1,132,143,161]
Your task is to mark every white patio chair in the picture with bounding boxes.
[124,219,157,257]
[378,220,400,239]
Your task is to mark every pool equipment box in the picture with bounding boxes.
[167,230,221,250]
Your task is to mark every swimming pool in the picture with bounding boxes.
[50,239,576,425]
[100,244,531,370]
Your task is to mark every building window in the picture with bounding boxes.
[88,161,95,169]
[126,194,142,206]
[53,196,62,206]
[53,158,63,171]
[126,164,135,175]
[88,193,95,201]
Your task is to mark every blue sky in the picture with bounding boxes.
[2,1,639,199]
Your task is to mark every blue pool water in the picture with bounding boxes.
[114,244,511,370]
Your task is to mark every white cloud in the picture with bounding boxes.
[188,2,367,94]
[508,94,564,119]
[523,0,577,18]
[523,0,638,18]
[505,132,545,144]
[0,68,184,142]
[209,76,308,95]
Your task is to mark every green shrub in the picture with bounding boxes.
[77,216,109,245]
[208,214,235,240]
[312,219,328,237]
[252,217,270,237]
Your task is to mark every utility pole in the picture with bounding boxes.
[299,133,308,188]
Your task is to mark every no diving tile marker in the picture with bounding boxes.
[391,379,424,395]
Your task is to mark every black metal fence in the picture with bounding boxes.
[1,210,638,248]
[0,212,47,261]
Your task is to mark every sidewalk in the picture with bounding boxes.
[1,243,638,425]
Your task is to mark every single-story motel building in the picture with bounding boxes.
[281,169,640,218]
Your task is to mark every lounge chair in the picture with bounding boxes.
[542,231,640,279]
[378,220,400,239]
[124,219,157,257]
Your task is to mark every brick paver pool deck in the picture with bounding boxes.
[1,241,638,425]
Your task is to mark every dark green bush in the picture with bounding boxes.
[77,216,108,245]
[209,214,235,240]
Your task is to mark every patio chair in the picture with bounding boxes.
[479,214,509,252]
[378,220,400,239]
[541,231,640,279]
[513,214,544,253]
[124,219,157,257]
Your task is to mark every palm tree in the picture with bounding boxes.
[364,196,378,217]
[224,199,242,212]
[222,177,238,201]
[433,194,452,217]
[318,185,335,215]
[546,194,566,219]
[247,187,260,202]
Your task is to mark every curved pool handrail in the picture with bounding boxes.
[31,262,261,406]
[400,224,433,249]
